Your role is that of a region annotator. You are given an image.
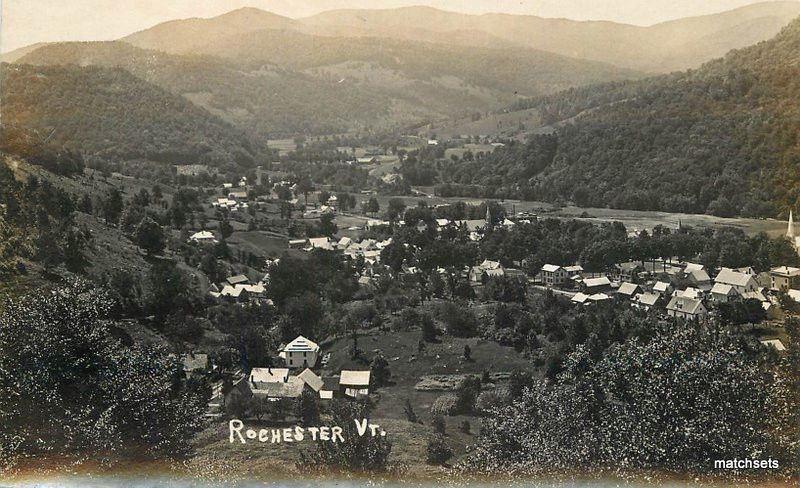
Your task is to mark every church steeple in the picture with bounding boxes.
[788,210,795,239]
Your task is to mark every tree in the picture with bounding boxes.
[466,323,793,473]
[426,434,453,465]
[364,197,380,216]
[439,302,478,338]
[403,398,418,423]
[431,415,446,434]
[463,344,472,361]
[135,217,166,256]
[370,354,391,389]
[421,313,439,342]
[102,188,124,224]
[147,260,194,318]
[386,198,406,222]
[220,220,234,240]
[295,389,320,425]
[0,283,206,464]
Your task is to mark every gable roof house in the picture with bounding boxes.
[686,268,712,290]
[189,230,216,243]
[182,353,210,374]
[249,367,290,388]
[710,283,739,303]
[253,376,307,401]
[617,282,642,299]
[666,296,708,320]
[715,268,759,294]
[652,281,673,295]
[226,274,250,286]
[297,368,335,399]
[581,276,612,293]
[339,370,371,398]
[632,292,660,311]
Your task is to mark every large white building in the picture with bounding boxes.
[280,336,320,369]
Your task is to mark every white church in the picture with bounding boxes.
[787,210,800,254]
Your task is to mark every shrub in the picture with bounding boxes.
[431,415,446,435]
[430,393,459,416]
[438,302,478,337]
[295,389,320,425]
[426,434,453,465]
[455,376,482,414]
[476,388,511,415]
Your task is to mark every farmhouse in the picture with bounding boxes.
[541,264,568,287]
[770,266,800,291]
[280,336,320,369]
[715,268,759,294]
[666,296,708,320]
[710,283,738,303]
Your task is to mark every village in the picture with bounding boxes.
[172,171,796,430]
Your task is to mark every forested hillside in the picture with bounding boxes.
[0,63,258,168]
[18,33,639,138]
[440,16,800,218]
[16,42,394,138]
[192,29,640,96]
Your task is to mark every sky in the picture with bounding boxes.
[0,0,784,53]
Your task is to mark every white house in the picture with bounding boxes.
[666,296,708,320]
[280,336,320,369]
[541,264,568,287]
[189,230,216,243]
[652,281,673,296]
[715,268,759,294]
[710,283,738,303]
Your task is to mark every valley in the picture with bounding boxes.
[1,1,800,485]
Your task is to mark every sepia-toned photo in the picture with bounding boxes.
[0,1,798,486]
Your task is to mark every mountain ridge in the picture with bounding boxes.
[439,15,800,217]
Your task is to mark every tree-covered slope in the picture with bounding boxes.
[18,35,640,138]
[16,41,395,138]
[0,63,258,167]
[444,17,800,218]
